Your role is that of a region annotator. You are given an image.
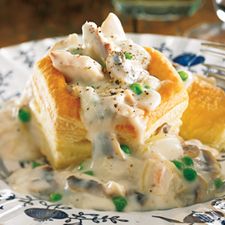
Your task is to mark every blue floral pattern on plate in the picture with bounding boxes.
[173,53,205,67]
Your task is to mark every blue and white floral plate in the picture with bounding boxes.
[0,34,225,225]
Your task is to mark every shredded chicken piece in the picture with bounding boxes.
[49,50,104,84]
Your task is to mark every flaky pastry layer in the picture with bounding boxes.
[180,76,225,151]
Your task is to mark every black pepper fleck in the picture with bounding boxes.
[110,91,116,95]
[115,80,120,85]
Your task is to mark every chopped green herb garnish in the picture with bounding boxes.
[112,196,127,212]
[183,168,197,182]
[124,52,133,60]
[49,193,62,202]
[144,84,151,89]
[78,162,84,171]
[70,48,82,55]
[18,107,31,123]
[120,144,131,155]
[172,160,184,170]
[214,178,224,189]
[130,83,143,95]
[31,161,44,169]
[181,156,194,166]
[178,70,189,81]
[84,170,94,176]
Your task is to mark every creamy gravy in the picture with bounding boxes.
[5,127,223,211]
[0,101,40,162]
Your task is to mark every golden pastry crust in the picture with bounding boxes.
[180,76,225,151]
[31,47,188,169]
[31,56,91,169]
[145,47,188,136]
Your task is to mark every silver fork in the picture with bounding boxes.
[200,42,225,88]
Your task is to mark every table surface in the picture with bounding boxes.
[0,0,224,48]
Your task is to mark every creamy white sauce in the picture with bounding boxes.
[0,101,40,162]
[1,97,222,211]
[1,91,223,211]
[180,70,194,88]
[6,135,222,211]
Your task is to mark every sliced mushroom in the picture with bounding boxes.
[202,150,221,178]
[182,144,200,158]
[67,175,104,195]
[194,174,210,203]
[134,191,148,206]
[67,175,126,198]
[92,132,127,160]
[30,165,57,196]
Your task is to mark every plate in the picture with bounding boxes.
[0,34,225,225]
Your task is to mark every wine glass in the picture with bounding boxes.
[184,0,225,42]
[214,0,225,22]
[112,0,203,32]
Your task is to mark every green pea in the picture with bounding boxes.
[183,168,197,182]
[112,196,127,212]
[18,107,31,123]
[130,83,143,95]
[49,193,62,202]
[181,156,194,166]
[214,178,224,189]
[178,70,189,81]
[120,144,131,155]
[124,52,133,60]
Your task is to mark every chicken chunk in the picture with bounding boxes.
[49,50,104,84]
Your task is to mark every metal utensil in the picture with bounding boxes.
[201,42,225,88]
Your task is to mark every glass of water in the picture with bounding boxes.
[112,0,224,41]
[112,0,203,21]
